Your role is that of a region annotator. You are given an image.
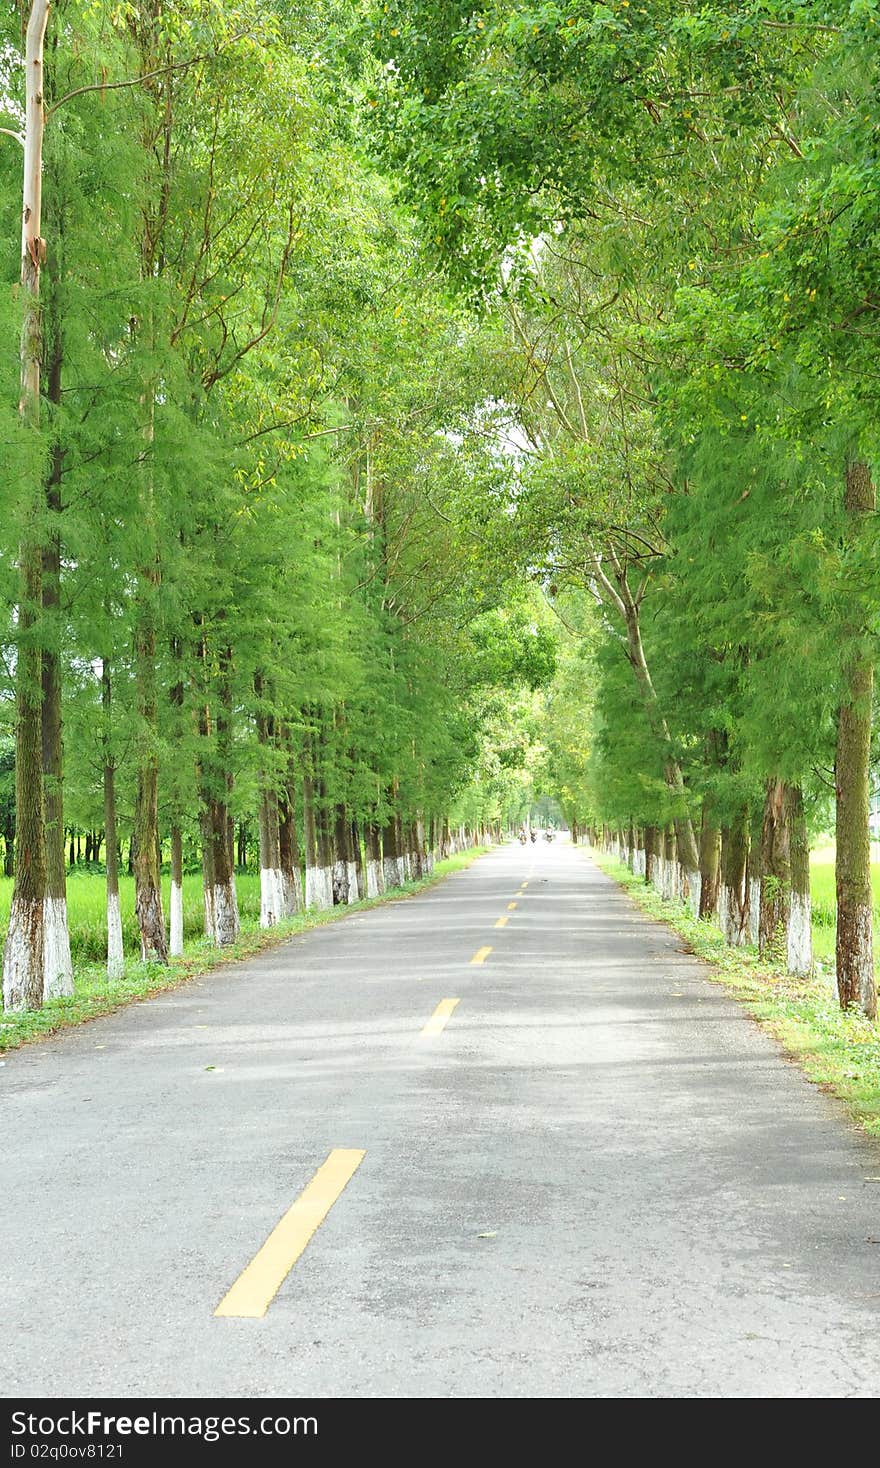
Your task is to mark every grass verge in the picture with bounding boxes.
[0,847,489,1056]
[590,850,880,1140]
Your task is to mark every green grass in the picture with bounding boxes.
[592,850,880,1140]
[809,848,880,932]
[0,871,263,966]
[0,848,489,1054]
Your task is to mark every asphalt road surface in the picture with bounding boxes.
[3,840,879,1399]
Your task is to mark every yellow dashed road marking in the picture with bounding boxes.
[494,915,509,929]
[214,1149,365,1320]
[470,946,493,965]
[420,998,460,1036]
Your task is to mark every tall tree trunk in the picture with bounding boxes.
[787,785,812,978]
[102,664,124,979]
[350,819,367,899]
[3,1,52,1011]
[747,806,762,947]
[254,671,283,927]
[661,827,676,901]
[303,726,331,910]
[331,805,351,905]
[207,644,239,945]
[644,825,657,886]
[607,570,700,913]
[759,779,791,960]
[133,596,166,962]
[40,281,72,999]
[835,459,876,1017]
[698,800,721,920]
[278,730,303,917]
[169,825,184,958]
[719,808,749,947]
[382,798,403,890]
[364,821,384,897]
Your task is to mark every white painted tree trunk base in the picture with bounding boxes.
[43,896,74,999]
[260,867,285,928]
[107,889,126,978]
[346,861,359,903]
[684,869,702,920]
[331,859,350,905]
[383,856,403,890]
[305,865,333,910]
[169,880,184,957]
[366,859,384,898]
[2,897,43,1011]
[212,880,240,946]
[786,891,812,976]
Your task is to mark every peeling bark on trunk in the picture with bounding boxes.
[835,459,876,1017]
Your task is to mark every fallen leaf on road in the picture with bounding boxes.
[476,1231,497,1239]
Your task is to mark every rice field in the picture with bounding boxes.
[0,871,263,964]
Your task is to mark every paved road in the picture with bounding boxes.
[2,840,879,1399]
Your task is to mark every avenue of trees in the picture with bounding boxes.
[370,1,880,1020]
[3,2,879,1027]
[0,0,554,1012]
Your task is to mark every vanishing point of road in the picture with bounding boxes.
[3,840,879,1399]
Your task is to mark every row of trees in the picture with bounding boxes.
[372,1,880,1019]
[0,1,553,1011]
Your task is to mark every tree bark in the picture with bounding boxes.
[364,821,384,897]
[759,779,791,960]
[350,819,367,900]
[787,785,812,978]
[169,825,184,958]
[719,808,749,947]
[644,825,657,886]
[254,671,283,927]
[835,459,876,1017]
[2,1,52,1011]
[331,804,351,905]
[277,731,303,917]
[102,663,125,979]
[382,801,403,889]
[698,800,721,920]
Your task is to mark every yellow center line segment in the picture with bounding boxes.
[470,945,493,965]
[421,997,460,1036]
[494,915,509,929]
[507,902,517,911]
[520,881,529,889]
[214,1148,365,1320]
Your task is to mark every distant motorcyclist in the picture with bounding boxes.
[544,828,554,842]
[530,829,538,843]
